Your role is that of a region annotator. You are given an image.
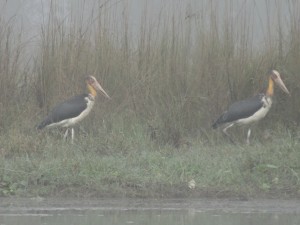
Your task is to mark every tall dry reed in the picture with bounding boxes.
[1,0,300,145]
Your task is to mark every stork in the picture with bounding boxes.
[212,70,290,144]
[37,75,110,143]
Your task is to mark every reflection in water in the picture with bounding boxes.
[1,210,300,225]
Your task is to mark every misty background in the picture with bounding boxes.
[1,0,294,56]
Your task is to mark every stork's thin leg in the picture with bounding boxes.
[222,123,235,144]
[71,128,74,144]
[63,129,69,140]
[246,128,251,145]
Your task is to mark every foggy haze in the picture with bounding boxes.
[0,0,293,48]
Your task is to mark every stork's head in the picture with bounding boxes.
[85,76,111,99]
[270,70,290,95]
[268,70,290,96]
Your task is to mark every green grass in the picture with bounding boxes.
[1,120,299,199]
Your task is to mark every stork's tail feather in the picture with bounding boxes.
[212,121,220,129]
[212,114,225,129]
[37,119,50,130]
[37,122,46,130]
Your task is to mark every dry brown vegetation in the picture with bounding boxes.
[0,1,299,147]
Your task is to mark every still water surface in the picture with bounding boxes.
[0,198,299,225]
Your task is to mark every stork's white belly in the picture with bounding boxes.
[236,97,272,125]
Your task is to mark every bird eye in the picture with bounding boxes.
[271,73,278,80]
[87,77,95,84]
[271,70,280,80]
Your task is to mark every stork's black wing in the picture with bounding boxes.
[37,94,88,129]
[212,94,264,128]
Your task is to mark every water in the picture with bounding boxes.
[0,198,300,225]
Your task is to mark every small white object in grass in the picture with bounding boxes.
[188,179,196,189]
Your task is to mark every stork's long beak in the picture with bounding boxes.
[93,81,111,99]
[275,77,290,95]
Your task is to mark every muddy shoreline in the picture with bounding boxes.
[0,198,300,214]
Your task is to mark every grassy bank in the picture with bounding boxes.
[1,121,300,199]
[0,0,300,199]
